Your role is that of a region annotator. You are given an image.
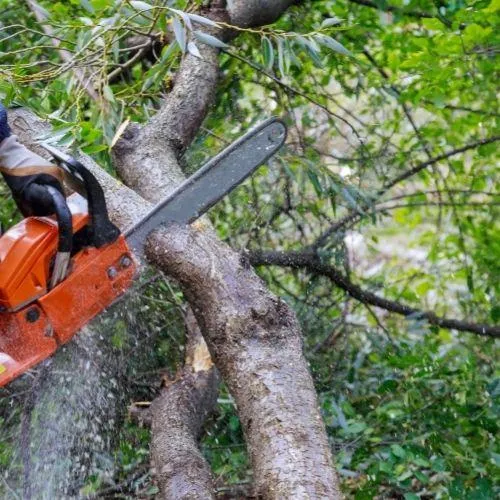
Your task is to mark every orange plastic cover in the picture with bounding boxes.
[0,194,89,312]
[0,194,136,387]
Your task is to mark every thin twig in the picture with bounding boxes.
[249,249,500,338]
[25,0,100,101]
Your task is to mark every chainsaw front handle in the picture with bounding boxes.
[45,185,72,288]
[41,144,120,248]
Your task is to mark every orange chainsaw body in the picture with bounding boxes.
[0,194,136,387]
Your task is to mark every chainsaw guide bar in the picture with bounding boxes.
[0,118,287,387]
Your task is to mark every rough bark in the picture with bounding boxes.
[226,0,300,27]
[112,7,226,202]
[151,311,219,499]
[110,0,340,496]
[147,226,341,498]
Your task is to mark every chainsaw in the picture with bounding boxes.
[0,117,287,387]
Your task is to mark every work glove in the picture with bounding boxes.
[0,102,65,217]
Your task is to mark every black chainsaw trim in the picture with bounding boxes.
[51,155,120,248]
[24,183,73,254]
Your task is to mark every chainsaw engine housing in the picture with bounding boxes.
[0,194,136,386]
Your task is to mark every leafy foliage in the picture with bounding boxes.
[0,0,499,497]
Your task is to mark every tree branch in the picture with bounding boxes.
[249,249,500,338]
[226,0,301,27]
[148,225,341,497]
[151,310,219,499]
[312,135,500,250]
[383,135,500,191]
[25,0,100,101]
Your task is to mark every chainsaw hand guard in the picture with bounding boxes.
[50,152,121,248]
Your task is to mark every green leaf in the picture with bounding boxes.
[278,38,286,77]
[187,41,201,59]
[491,305,500,323]
[160,42,178,63]
[414,470,429,484]
[80,0,95,13]
[297,36,323,66]
[379,461,392,473]
[102,85,115,103]
[391,444,407,459]
[307,169,323,196]
[346,422,367,434]
[169,8,192,30]
[404,494,419,500]
[186,12,219,28]
[315,34,353,57]
[262,36,274,71]
[193,31,228,49]
[466,272,474,293]
[173,17,186,52]
[129,1,154,11]
[321,17,342,28]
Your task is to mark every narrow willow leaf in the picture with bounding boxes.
[296,35,323,67]
[261,36,274,71]
[341,186,361,211]
[80,0,94,13]
[112,40,119,62]
[187,12,219,28]
[102,85,115,103]
[169,8,192,30]
[321,17,342,28]
[284,38,293,73]
[160,42,179,62]
[316,34,353,57]
[173,17,187,52]
[277,37,286,77]
[187,41,202,59]
[288,42,303,69]
[307,169,323,196]
[193,31,228,49]
[130,1,154,11]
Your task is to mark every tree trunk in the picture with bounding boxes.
[1,0,341,496]
[148,225,340,498]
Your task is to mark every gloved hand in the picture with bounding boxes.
[0,103,10,142]
[0,102,65,217]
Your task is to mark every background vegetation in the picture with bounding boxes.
[0,0,498,497]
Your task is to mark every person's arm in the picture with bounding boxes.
[0,103,65,217]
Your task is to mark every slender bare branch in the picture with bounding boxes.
[25,0,100,101]
[312,135,500,250]
[249,249,500,338]
[383,135,500,191]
